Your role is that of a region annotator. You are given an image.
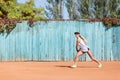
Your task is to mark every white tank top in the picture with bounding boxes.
[78,38,89,52]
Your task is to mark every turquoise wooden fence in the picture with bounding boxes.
[0,21,120,61]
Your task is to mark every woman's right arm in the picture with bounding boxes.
[76,41,79,52]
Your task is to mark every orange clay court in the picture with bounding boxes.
[0,61,120,80]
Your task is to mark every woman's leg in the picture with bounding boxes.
[87,50,102,67]
[71,51,84,67]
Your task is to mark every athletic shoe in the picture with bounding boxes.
[71,64,77,68]
[98,63,102,68]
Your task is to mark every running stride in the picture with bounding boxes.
[71,32,102,68]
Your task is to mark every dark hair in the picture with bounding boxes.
[74,32,80,35]
[74,32,88,44]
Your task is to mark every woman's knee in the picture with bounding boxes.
[75,55,79,59]
[75,51,83,58]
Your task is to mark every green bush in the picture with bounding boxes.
[0,0,46,33]
[0,0,45,20]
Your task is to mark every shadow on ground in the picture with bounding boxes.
[55,65,97,68]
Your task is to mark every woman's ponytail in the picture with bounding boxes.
[79,34,88,44]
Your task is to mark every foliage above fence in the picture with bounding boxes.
[0,0,46,33]
[0,0,120,34]
[0,18,19,33]
[0,18,120,34]
[89,18,120,27]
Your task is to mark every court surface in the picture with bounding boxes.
[0,61,120,80]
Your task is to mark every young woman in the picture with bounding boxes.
[71,32,102,68]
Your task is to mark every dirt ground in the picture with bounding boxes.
[0,61,120,80]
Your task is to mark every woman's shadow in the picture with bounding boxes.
[55,65,97,68]
[55,65,71,68]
